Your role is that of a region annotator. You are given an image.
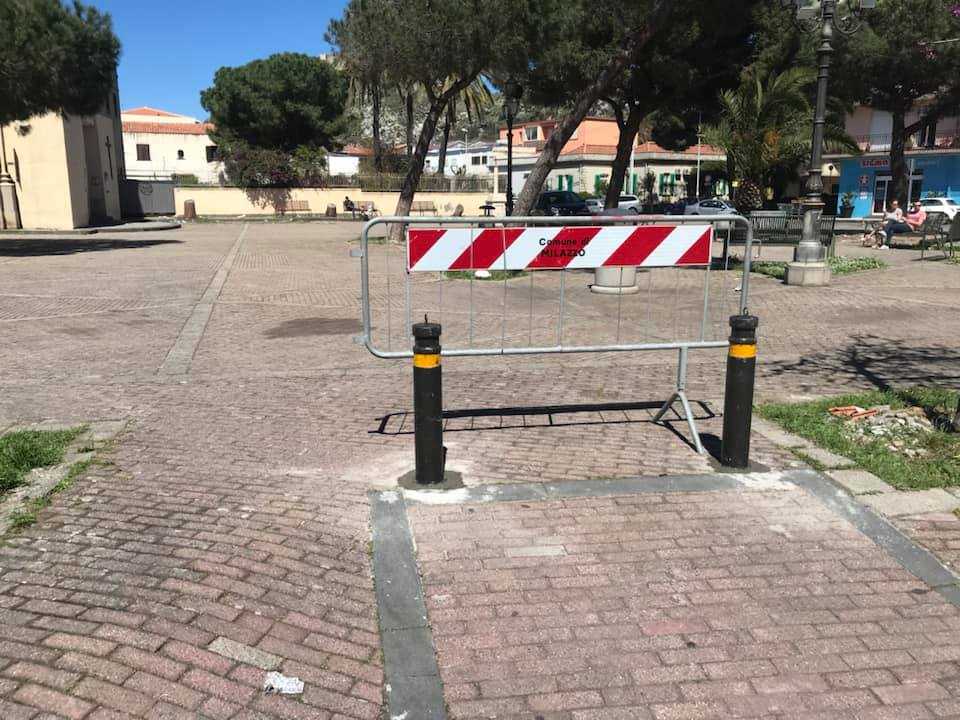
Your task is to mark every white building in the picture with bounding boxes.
[121,107,223,183]
[424,140,495,177]
[326,145,373,176]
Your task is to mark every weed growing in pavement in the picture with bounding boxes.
[0,427,85,499]
[760,387,960,490]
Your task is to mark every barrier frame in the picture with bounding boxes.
[355,214,754,454]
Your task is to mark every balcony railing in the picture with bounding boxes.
[853,131,960,153]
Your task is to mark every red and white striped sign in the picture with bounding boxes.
[407,225,712,271]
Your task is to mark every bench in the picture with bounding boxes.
[862,213,955,258]
[275,199,311,214]
[920,215,956,260]
[731,211,836,258]
[410,200,437,215]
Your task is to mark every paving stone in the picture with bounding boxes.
[797,446,857,469]
[0,224,958,719]
[207,637,282,671]
[861,489,959,517]
[751,417,813,449]
[827,469,895,495]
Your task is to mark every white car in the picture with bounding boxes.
[684,198,739,215]
[584,198,604,215]
[617,194,641,213]
[919,197,957,221]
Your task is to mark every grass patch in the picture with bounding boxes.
[759,387,960,490]
[733,255,886,280]
[0,427,85,499]
[444,270,527,281]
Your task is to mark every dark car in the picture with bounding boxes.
[534,191,590,216]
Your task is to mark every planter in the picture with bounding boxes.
[591,266,639,295]
[840,205,854,218]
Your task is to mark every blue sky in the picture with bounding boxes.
[94,0,349,120]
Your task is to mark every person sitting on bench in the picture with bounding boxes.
[343,196,357,219]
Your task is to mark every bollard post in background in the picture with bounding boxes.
[412,320,444,485]
[721,314,759,468]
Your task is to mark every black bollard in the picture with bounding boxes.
[412,321,444,485]
[721,314,759,468]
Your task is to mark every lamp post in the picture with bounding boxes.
[503,77,522,216]
[783,0,874,286]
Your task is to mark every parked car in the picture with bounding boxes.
[683,198,739,215]
[919,197,958,221]
[584,198,605,215]
[534,191,590,216]
[617,194,641,213]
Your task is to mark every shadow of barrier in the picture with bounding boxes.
[372,399,717,436]
[353,215,758,482]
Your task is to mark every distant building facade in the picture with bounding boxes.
[0,87,125,229]
[424,140,496,177]
[828,103,960,217]
[496,117,727,200]
[121,107,223,183]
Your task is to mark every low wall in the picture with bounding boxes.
[172,186,496,218]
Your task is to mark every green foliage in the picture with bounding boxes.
[202,53,348,153]
[0,0,121,125]
[0,427,84,497]
[744,256,886,280]
[707,67,856,211]
[760,387,960,489]
[201,53,347,188]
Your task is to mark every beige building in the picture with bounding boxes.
[0,92,125,230]
[496,117,727,200]
[121,107,223,183]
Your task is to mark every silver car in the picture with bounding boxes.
[584,198,604,215]
[617,194,641,213]
[684,198,738,215]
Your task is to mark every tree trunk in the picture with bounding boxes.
[372,83,383,172]
[390,77,476,242]
[405,91,414,159]
[512,2,673,216]
[604,105,643,209]
[889,110,908,206]
[437,104,452,175]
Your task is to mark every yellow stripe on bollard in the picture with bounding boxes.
[413,353,441,369]
[729,344,757,359]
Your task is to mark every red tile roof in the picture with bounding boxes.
[559,141,724,156]
[121,107,189,118]
[122,121,214,136]
[339,144,373,156]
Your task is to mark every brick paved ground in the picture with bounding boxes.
[0,222,956,718]
[409,487,960,719]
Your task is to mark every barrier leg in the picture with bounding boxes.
[720,314,759,468]
[653,347,705,455]
[412,321,444,485]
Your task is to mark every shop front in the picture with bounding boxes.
[835,151,960,217]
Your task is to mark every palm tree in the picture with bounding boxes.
[436,76,493,175]
[707,67,856,212]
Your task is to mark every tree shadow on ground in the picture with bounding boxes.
[0,238,182,257]
[762,335,960,396]
[371,400,716,435]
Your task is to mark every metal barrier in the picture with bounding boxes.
[355,215,754,455]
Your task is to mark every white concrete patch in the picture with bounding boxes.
[403,488,473,505]
[379,490,400,504]
[732,471,795,491]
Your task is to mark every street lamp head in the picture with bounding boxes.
[503,77,523,101]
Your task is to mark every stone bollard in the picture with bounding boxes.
[325,203,337,218]
[183,199,197,220]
